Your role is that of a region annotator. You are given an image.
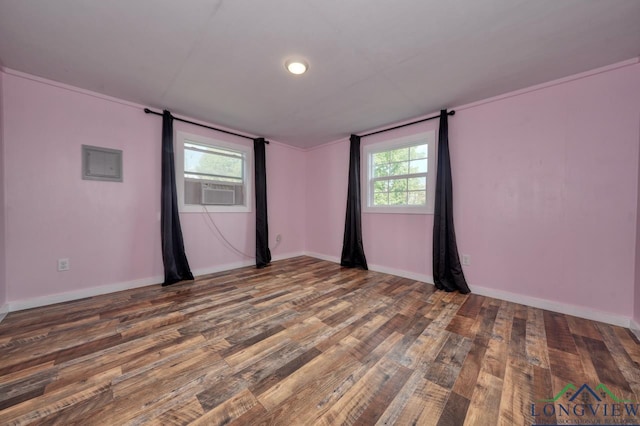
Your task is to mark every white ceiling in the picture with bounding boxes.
[0,0,639,148]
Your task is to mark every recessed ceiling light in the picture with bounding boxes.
[285,59,308,75]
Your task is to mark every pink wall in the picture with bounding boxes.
[305,140,349,258]
[2,71,306,303]
[0,70,6,308]
[306,62,640,318]
[453,63,640,317]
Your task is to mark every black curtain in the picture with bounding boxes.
[161,110,194,286]
[432,110,470,293]
[254,138,271,268]
[340,135,368,269]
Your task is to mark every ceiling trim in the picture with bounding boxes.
[2,67,144,111]
[454,57,640,114]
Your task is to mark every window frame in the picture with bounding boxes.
[175,130,253,213]
[362,131,436,215]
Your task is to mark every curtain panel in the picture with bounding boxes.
[340,134,368,269]
[161,110,194,286]
[432,110,470,293]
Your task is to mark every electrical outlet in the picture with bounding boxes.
[461,254,470,266]
[276,234,282,243]
[58,258,70,271]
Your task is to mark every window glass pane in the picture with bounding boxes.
[388,161,408,176]
[389,147,409,162]
[185,142,242,158]
[410,144,428,160]
[408,191,426,205]
[374,180,388,192]
[409,159,428,173]
[374,192,389,206]
[389,178,408,192]
[408,177,426,190]
[373,151,390,165]
[373,163,389,178]
[389,191,407,205]
[185,148,243,179]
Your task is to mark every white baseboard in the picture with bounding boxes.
[191,251,306,277]
[368,263,433,285]
[302,251,631,328]
[273,251,307,262]
[469,284,630,328]
[0,303,8,324]
[631,319,640,340]
[304,251,434,283]
[304,251,340,264]
[6,252,307,313]
[8,276,164,312]
[192,260,255,277]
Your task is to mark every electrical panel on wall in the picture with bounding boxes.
[82,145,123,182]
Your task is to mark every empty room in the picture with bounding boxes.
[1,1,640,425]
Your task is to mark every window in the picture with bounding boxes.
[363,131,436,214]
[175,131,252,213]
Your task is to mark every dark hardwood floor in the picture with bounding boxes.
[0,256,639,425]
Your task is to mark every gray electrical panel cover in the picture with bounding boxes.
[82,145,123,182]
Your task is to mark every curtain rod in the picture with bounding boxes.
[359,110,455,138]
[144,108,267,143]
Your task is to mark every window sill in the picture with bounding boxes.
[363,206,432,215]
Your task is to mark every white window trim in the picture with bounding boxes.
[175,130,253,213]
[362,131,436,215]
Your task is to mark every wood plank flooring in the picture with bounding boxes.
[0,256,639,425]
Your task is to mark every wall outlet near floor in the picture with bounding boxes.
[461,254,471,266]
[58,258,70,271]
[276,234,282,243]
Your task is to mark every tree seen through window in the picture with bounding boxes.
[372,144,427,206]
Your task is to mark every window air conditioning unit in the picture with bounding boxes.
[201,182,236,205]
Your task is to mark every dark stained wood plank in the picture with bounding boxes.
[221,325,286,357]
[354,364,413,424]
[456,294,486,319]
[566,315,603,340]
[582,335,633,392]
[446,314,477,339]
[543,310,578,355]
[436,391,470,426]
[424,333,473,389]
[249,347,322,396]
[547,347,586,384]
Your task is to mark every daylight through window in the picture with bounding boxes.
[175,131,252,213]
[363,131,436,214]
[371,144,428,206]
